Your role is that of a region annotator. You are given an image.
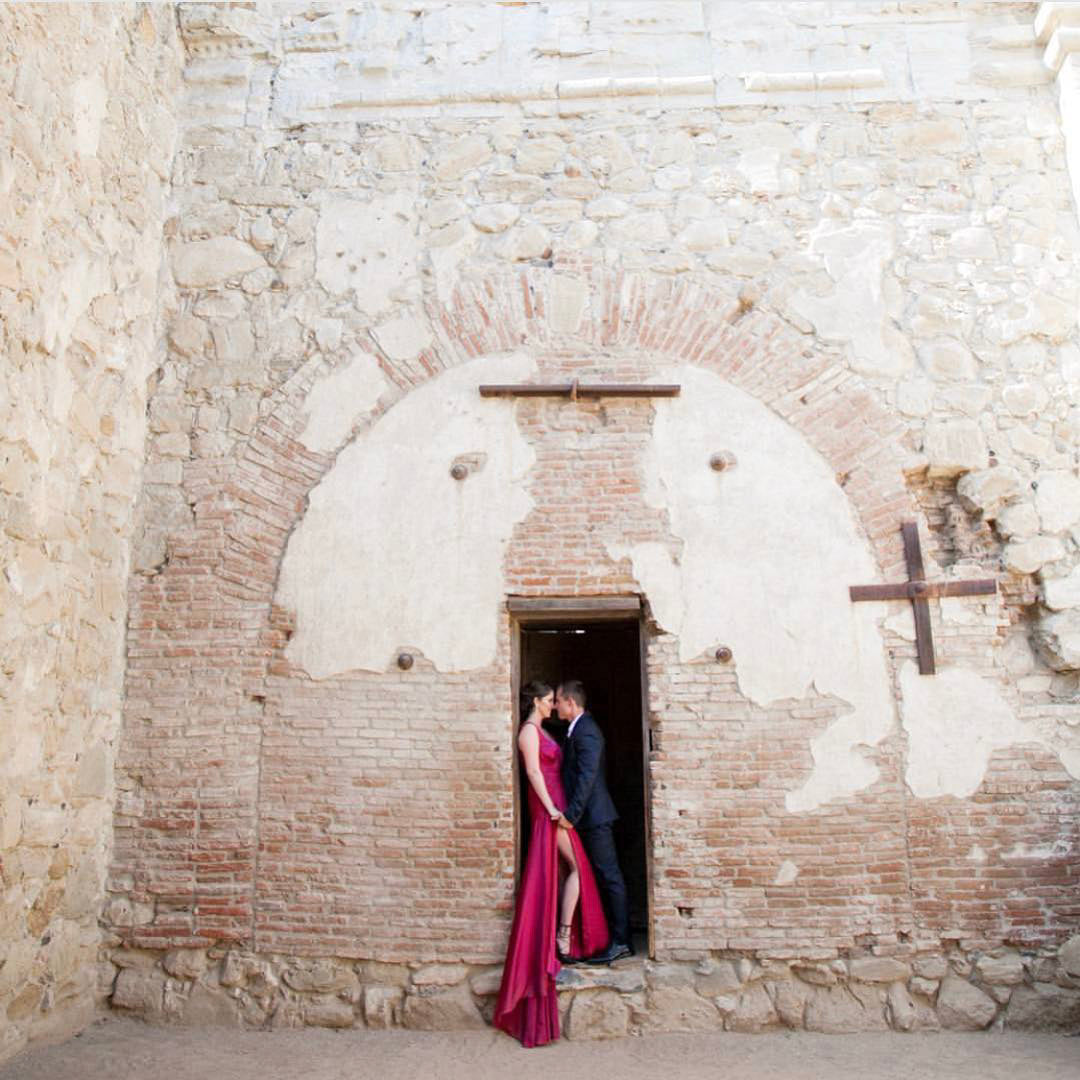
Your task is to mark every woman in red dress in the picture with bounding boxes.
[493,681,609,1047]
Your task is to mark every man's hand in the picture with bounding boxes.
[556,815,574,830]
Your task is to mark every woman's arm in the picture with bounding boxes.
[518,726,563,821]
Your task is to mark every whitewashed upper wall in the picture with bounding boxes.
[178,1,1048,125]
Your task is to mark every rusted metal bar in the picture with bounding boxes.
[849,579,997,602]
[479,383,681,398]
[902,522,936,675]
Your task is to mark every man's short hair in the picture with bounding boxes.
[559,679,586,708]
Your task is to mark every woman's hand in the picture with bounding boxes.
[548,809,561,822]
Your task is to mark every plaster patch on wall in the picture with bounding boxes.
[607,366,895,813]
[371,310,434,361]
[315,191,420,316]
[774,860,799,885]
[297,351,390,454]
[789,220,913,378]
[278,352,536,676]
[899,661,1080,797]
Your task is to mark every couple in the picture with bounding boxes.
[494,679,632,1048]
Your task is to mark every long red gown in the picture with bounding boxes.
[493,728,609,1047]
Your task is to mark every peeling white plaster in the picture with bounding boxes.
[774,860,799,885]
[899,661,1080,797]
[1004,841,1071,861]
[790,220,913,378]
[278,352,536,677]
[298,351,390,454]
[315,191,420,316]
[607,366,896,813]
[371,310,434,361]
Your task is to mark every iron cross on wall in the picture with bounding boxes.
[849,522,997,675]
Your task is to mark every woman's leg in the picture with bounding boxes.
[555,828,580,951]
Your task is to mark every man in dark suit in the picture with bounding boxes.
[555,679,632,964]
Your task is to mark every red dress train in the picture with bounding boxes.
[493,729,609,1047]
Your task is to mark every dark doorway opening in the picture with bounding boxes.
[517,615,650,952]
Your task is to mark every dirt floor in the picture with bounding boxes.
[1,1019,1078,1080]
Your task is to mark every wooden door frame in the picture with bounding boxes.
[508,595,655,958]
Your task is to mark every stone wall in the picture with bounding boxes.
[0,3,181,1063]
[108,936,1080,1034]
[102,0,1080,1036]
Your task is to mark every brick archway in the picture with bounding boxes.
[114,266,919,951]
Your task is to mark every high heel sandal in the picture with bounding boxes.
[556,923,576,964]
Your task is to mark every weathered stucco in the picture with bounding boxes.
[279,353,536,676]
[609,366,897,812]
[900,661,1080,797]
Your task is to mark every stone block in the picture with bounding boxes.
[805,985,886,1033]
[1059,935,1080,978]
[1044,567,1080,611]
[996,501,1040,540]
[402,984,485,1030]
[919,339,977,381]
[495,224,549,262]
[675,220,730,251]
[434,136,492,181]
[471,205,519,234]
[768,979,808,1029]
[1005,984,1080,1031]
[514,137,565,175]
[172,238,264,287]
[886,983,917,1031]
[0,797,22,850]
[111,968,165,1015]
[975,953,1024,986]
[956,467,1022,519]
[5,985,43,1023]
[1004,535,1066,574]
[179,983,242,1027]
[792,964,838,987]
[556,964,644,994]
[948,227,997,260]
[937,975,997,1030]
[1035,471,1080,533]
[410,964,468,988]
[639,987,721,1033]
[304,995,357,1029]
[163,949,209,980]
[924,421,987,476]
[363,986,403,1029]
[729,982,778,1032]
[564,990,630,1040]
[848,957,911,983]
[695,960,741,996]
[643,961,695,989]
[1035,609,1080,671]
[283,960,357,995]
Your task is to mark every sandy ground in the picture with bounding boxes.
[1,1020,1077,1080]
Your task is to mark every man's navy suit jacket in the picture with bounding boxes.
[561,711,619,829]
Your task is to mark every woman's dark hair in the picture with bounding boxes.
[519,679,553,723]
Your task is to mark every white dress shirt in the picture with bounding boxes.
[567,710,584,739]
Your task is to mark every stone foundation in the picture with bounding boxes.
[106,938,1080,1037]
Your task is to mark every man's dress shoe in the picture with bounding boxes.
[585,941,632,965]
